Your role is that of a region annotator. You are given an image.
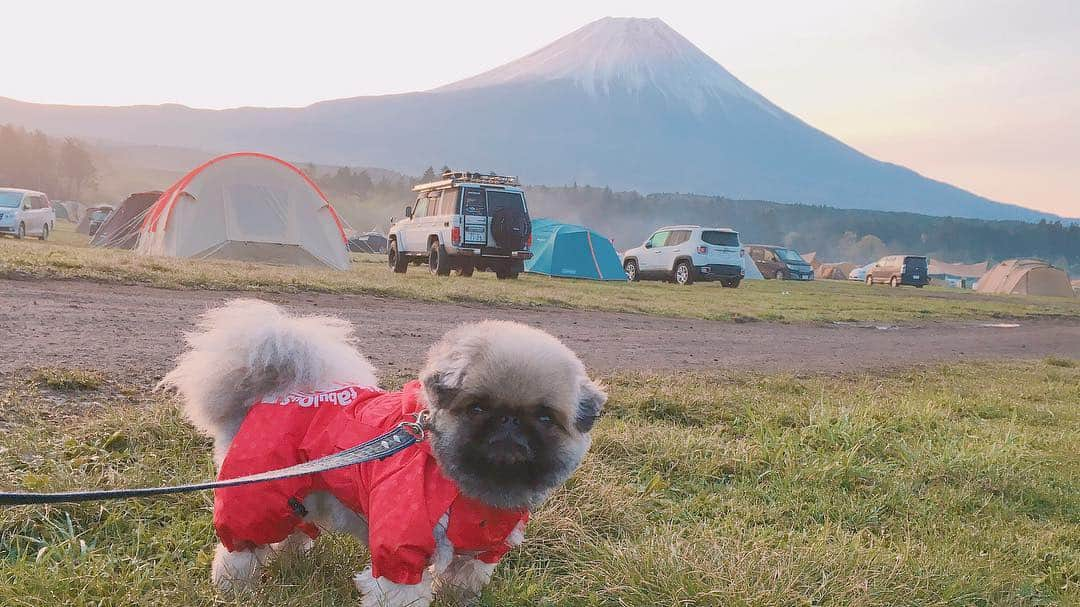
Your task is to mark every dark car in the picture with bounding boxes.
[866,255,930,287]
[746,245,814,280]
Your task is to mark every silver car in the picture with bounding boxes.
[0,188,56,240]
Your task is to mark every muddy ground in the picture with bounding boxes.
[2,279,1077,383]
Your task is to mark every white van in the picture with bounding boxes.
[0,188,55,240]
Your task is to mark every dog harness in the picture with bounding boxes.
[214,380,529,585]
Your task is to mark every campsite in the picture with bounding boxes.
[2,5,1080,607]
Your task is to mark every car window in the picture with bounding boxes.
[438,189,459,215]
[32,196,47,210]
[413,197,429,217]
[667,230,690,246]
[0,192,24,208]
[647,231,669,247]
[701,230,739,247]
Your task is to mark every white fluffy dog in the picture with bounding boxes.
[162,299,603,606]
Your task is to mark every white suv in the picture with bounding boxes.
[387,171,532,279]
[622,225,745,286]
[0,188,55,240]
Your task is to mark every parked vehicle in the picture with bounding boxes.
[387,171,532,279]
[622,225,745,286]
[848,262,874,281]
[865,255,930,287]
[0,188,55,240]
[745,245,814,280]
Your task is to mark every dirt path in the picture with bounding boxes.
[2,279,1078,381]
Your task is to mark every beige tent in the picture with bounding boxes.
[974,259,1074,298]
[135,153,349,270]
[801,251,819,270]
[817,262,857,280]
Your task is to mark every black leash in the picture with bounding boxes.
[0,421,425,506]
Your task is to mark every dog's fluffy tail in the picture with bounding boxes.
[161,299,377,453]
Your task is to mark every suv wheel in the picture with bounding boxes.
[722,278,741,288]
[388,240,408,273]
[674,260,694,285]
[454,260,474,277]
[624,259,639,282]
[39,224,49,241]
[890,276,899,288]
[15,223,25,240]
[429,242,452,276]
[495,263,519,280]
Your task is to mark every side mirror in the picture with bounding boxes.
[644,241,653,249]
[404,206,413,219]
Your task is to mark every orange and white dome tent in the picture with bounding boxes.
[136,153,349,270]
[974,259,1074,298]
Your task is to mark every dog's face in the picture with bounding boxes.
[419,321,604,510]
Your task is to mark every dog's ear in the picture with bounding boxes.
[419,334,474,409]
[574,378,606,433]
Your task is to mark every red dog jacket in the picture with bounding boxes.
[214,380,528,585]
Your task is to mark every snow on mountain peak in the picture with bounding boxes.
[437,17,772,113]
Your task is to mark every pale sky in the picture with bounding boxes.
[6,0,1078,217]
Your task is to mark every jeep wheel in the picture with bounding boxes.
[15,223,25,240]
[674,261,694,285]
[495,263,519,280]
[722,278,741,288]
[39,224,49,241]
[388,240,408,273]
[624,259,639,282]
[429,242,452,276]
[454,260,475,277]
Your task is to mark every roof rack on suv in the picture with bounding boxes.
[412,170,520,192]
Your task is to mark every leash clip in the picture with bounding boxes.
[400,409,430,442]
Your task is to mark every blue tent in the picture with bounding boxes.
[524,218,626,281]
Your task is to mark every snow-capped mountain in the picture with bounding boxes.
[0,17,1059,221]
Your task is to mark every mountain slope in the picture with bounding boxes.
[0,17,1060,222]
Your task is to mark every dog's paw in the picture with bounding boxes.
[211,543,268,593]
[432,557,496,604]
[353,565,433,607]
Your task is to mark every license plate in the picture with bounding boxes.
[912,274,920,279]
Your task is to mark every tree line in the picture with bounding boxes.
[0,124,98,200]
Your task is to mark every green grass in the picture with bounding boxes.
[29,368,106,391]
[2,221,1077,324]
[1,361,1077,606]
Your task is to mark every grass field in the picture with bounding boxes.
[1,360,1077,606]
[1,221,1076,324]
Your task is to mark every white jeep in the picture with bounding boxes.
[387,171,532,279]
[621,225,745,286]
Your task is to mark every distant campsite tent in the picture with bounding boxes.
[90,191,162,249]
[76,205,114,234]
[974,259,1073,298]
[524,218,625,280]
[742,247,763,279]
[135,153,349,270]
[817,262,857,280]
[347,231,388,254]
[801,251,820,270]
[928,259,987,289]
